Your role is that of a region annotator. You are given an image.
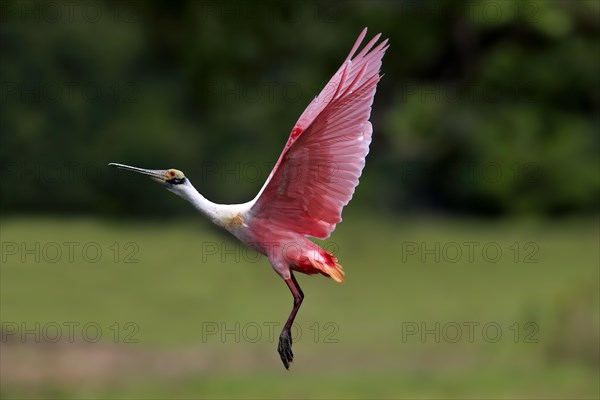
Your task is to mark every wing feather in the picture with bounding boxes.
[248,29,388,239]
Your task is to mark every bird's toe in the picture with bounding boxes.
[277,329,294,369]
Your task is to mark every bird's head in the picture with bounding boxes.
[108,163,190,195]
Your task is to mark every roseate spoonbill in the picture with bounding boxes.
[109,28,387,369]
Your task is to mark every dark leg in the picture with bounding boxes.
[278,273,304,369]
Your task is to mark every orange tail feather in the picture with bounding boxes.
[311,251,345,283]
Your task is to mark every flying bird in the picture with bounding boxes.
[109,28,387,369]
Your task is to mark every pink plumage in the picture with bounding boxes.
[246,28,388,285]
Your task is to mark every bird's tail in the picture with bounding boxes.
[310,247,345,283]
[289,240,345,283]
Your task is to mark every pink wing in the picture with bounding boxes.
[249,28,388,239]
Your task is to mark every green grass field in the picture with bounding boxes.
[1,214,598,399]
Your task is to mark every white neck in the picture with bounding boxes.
[170,181,224,224]
[169,180,252,227]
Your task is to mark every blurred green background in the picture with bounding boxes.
[1,0,598,399]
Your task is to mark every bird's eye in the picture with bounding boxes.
[164,169,185,184]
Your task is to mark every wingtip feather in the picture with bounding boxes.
[346,28,368,62]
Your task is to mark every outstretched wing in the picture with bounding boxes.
[248,28,388,239]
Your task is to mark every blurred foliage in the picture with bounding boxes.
[0,0,598,217]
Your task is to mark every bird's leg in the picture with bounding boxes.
[278,273,304,369]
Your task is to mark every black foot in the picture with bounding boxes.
[277,329,294,369]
